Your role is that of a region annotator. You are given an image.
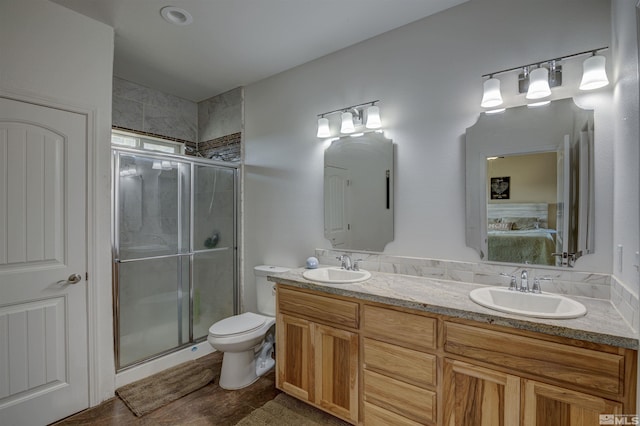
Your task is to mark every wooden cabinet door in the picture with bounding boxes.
[444,359,520,426]
[522,379,623,426]
[314,323,359,423]
[276,314,313,402]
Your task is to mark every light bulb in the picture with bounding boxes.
[480,78,503,108]
[580,55,609,90]
[316,117,330,138]
[365,105,382,129]
[526,67,551,99]
[340,112,355,134]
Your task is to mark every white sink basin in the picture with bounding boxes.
[302,267,371,284]
[469,286,587,319]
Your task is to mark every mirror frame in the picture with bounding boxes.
[465,98,594,266]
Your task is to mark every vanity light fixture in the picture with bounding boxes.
[340,112,356,134]
[365,105,382,129]
[316,100,381,138]
[480,77,503,108]
[316,116,331,138]
[480,47,609,109]
[526,66,551,99]
[579,53,609,90]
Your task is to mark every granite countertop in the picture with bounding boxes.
[269,267,639,350]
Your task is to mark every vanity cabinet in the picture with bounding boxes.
[276,314,313,401]
[522,379,622,425]
[362,305,438,425]
[276,286,359,423]
[443,321,632,426]
[443,359,520,425]
[275,284,636,426]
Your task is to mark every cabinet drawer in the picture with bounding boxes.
[278,286,359,329]
[364,338,436,388]
[364,401,423,426]
[444,322,625,396]
[364,369,436,424]
[363,305,436,351]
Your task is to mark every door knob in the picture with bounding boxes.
[67,273,82,284]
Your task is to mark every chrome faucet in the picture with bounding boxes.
[520,269,529,292]
[336,254,353,270]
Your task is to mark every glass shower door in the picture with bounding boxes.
[114,152,191,368]
[192,165,236,339]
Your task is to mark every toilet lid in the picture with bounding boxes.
[209,312,266,337]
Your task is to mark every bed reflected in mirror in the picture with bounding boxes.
[486,153,558,265]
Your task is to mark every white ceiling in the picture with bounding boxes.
[51,0,468,102]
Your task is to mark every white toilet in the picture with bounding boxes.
[207,265,289,390]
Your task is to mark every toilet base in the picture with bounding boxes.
[218,350,262,390]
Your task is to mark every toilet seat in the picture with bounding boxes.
[208,312,268,338]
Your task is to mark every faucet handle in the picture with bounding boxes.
[536,277,553,293]
[352,259,363,271]
[509,276,518,291]
[531,278,541,294]
[500,273,517,291]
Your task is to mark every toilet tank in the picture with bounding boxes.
[254,265,290,316]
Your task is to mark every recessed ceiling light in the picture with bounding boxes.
[160,6,193,26]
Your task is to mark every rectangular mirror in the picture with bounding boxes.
[466,98,594,267]
[324,133,394,251]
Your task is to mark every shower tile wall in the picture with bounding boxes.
[113,77,198,143]
[198,132,242,162]
[198,88,242,160]
[112,78,243,161]
[198,88,242,141]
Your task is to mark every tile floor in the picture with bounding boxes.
[51,352,280,426]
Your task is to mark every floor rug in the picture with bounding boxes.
[115,360,215,417]
[235,393,350,425]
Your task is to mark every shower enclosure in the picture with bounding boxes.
[112,146,238,370]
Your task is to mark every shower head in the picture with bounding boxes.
[184,146,204,157]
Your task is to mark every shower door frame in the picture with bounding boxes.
[111,146,240,371]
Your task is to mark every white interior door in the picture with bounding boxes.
[0,97,88,425]
[324,166,349,247]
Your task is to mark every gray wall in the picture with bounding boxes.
[243,0,616,311]
[2,0,115,403]
[611,0,640,295]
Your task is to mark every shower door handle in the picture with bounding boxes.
[67,273,83,284]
